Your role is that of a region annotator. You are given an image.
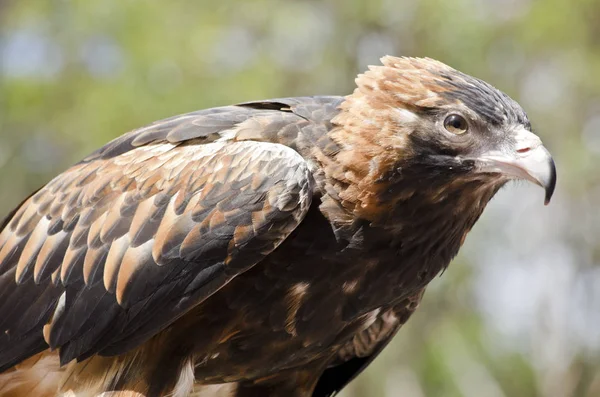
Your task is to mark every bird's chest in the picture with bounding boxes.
[257,207,444,320]
[189,204,448,381]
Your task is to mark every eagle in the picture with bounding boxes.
[0,56,556,397]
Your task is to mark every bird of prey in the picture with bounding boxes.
[0,56,556,397]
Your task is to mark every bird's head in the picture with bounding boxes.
[331,56,556,227]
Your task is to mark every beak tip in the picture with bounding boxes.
[542,157,557,206]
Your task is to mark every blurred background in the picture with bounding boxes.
[0,0,598,396]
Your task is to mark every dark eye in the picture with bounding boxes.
[444,114,468,135]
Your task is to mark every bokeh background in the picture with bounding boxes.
[0,0,598,396]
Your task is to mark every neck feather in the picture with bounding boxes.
[308,87,504,264]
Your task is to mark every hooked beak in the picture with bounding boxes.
[476,128,557,205]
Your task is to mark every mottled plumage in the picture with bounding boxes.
[0,57,556,397]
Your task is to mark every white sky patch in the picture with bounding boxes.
[582,113,600,155]
[462,184,600,368]
[266,2,334,72]
[79,35,125,78]
[356,32,396,72]
[520,60,569,113]
[1,26,64,79]
[209,26,258,73]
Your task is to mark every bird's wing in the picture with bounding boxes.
[0,106,315,371]
[313,290,425,397]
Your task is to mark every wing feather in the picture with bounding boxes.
[0,138,313,368]
[34,230,69,283]
[0,97,347,371]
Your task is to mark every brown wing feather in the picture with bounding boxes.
[0,138,313,369]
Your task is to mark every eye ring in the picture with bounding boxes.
[444,114,468,135]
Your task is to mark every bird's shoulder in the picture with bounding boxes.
[83,95,345,163]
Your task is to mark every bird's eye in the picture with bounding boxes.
[443,114,468,135]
